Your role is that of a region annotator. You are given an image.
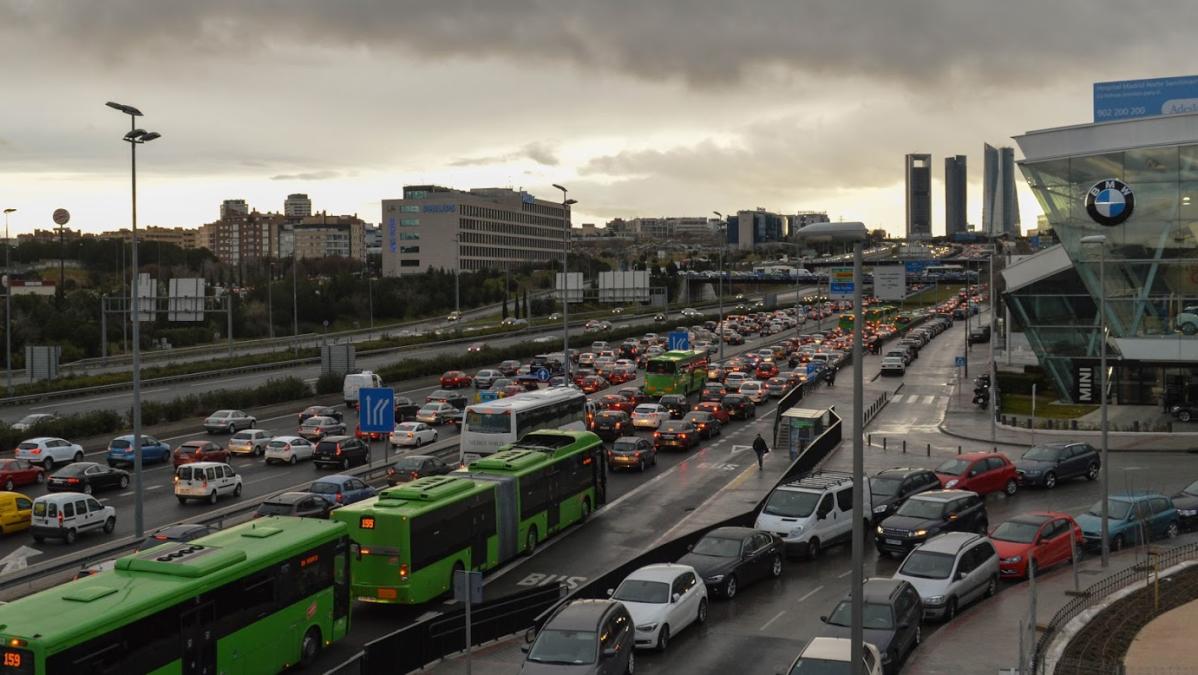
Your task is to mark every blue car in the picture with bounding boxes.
[106,435,172,468]
[1075,492,1181,552]
[306,474,376,506]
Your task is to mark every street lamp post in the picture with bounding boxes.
[553,185,577,381]
[106,101,160,539]
[3,208,14,395]
[713,211,725,364]
[794,225,802,340]
[1082,234,1110,567]
[292,250,299,337]
[453,234,461,317]
[989,244,998,444]
[267,262,274,339]
[368,276,375,330]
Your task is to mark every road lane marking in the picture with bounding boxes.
[146,484,163,490]
[760,610,786,631]
[191,377,249,387]
[120,491,133,496]
[30,388,171,410]
[797,585,824,603]
[890,394,903,403]
[838,570,852,578]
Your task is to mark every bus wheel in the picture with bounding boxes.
[299,626,322,668]
[526,526,539,555]
[581,498,592,522]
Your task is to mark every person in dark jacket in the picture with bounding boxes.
[752,433,769,470]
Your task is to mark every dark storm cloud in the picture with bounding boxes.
[450,142,559,167]
[2,0,1190,87]
[269,170,341,181]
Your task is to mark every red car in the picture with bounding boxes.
[580,376,609,394]
[439,371,472,388]
[0,459,43,491]
[991,512,1083,579]
[692,401,731,424]
[605,368,634,385]
[755,362,779,380]
[934,451,1018,496]
[355,424,387,442]
[597,394,636,414]
[172,440,229,467]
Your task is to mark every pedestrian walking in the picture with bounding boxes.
[752,433,769,470]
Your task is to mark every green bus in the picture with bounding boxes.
[643,350,707,396]
[0,516,349,674]
[333,430,606,605]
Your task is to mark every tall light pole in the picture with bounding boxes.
[793,221,802,340]
[107,101,160,538]
[292,245,299,337]
[266,262,275,339]
[3,208,14,395]
[1082,233,1110,567]
[713,211,726,364]
[453,234,461,316]
[553,184,576,381]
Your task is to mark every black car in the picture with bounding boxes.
[869,467,942,521]
[1173,479,1198,530]
[654,420,700,451]
[618,387,653,406]
[682,411,722,439]
[676,526,783,599]
[874,490,987,557]
[591,410,632,442]
[386,454,452,485]
[47,462,130,494]
[395,397,422,422]
[608,436,656,472]
[426,390,469,410]
[700,384,727,403]
[658,395,690,419]
[721,394,756,420]
[254,492,333,519]
[135,523,219,552]
[968,326,992,344]
[1015,442,1101,488]
[313,436,370,470]
[820,578,923,674]
[298,405,342,424]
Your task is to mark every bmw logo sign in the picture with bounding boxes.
[1085,179,1134,227]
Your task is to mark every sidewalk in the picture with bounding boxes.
[1124,596,1198,672]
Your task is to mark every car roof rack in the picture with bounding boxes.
[779,469,855,491]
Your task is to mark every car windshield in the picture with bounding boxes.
[691,536,741,558]
[870,477,903,497]
[464,410,510,434]
[763,490,820,518]
[55,464,88,476]
[612,579,669,604]
[1023,446,1063,461]
[895,498,945,520]
[308,482,339,495]
[394,457,426,471]
[396,423,420,432]
[1088,499,1134,520]
[257,502,294,516]
[527,629,598,665]
[991,520,1043,544]
[827,601,894,629]
[935,458,970,476]
[899,550,956,579]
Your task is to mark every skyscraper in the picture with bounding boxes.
[983,144,1021,236]
[944,155,968,236]
[905,154,932,239]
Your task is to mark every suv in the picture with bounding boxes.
[819,578,923,673]
[869,467,942,521]
[875,490,988,557]
[933,452,1018,496]
[31,492,116,544]
[174,462,243,505]
[313,436,370,470]
[16,437,85,471]
[1015,442,1101,488]
[756,471,872,559]
[892,532,1000,622]
[521,599,634,675]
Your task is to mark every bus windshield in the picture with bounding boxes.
[464,410,511,434]
[646,360,676,374]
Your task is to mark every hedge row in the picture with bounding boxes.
[138,377,312,426]
[0,410,125,453]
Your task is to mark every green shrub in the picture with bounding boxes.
[0,409,125,452]
[315,372,343,395]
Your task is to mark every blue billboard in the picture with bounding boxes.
[1094,75,1198,122]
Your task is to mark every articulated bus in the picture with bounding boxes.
[333,429,606,605]
[459,386,590,464]
[643,350,707,397]
[0,516,349,674]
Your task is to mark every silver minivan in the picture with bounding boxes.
[891,532,999,621]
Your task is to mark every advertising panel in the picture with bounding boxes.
[873,266,906,301]
[1094,75,1198,122]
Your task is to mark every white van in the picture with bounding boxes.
[31,492,116,544]
[343,371,383,409]
[174,462,243,505]
[754,470,872,560]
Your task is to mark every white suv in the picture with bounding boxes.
[892,531,1000,621]
[31,492,115,544]
[174,462,243,505]
[783,637,882,675]
[15,437,85,471]
[755,471,872,560]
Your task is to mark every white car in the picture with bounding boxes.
[631,404,671,429]
[264,436,316,465]
[724,372,749,390]
[782,637,883,675]
[15,437,84,470]
[11,413,56,432]
[578,352,597,367]
[174,462,243,505]
[610,563,708,651]
[31,492,115,544]
[390,422,439,448]
[1178,306,1198,335]
[880,356,906,376]
[738,380,768,403]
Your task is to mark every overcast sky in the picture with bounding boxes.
[1,1,1191,237]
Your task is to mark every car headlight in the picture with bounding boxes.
[789,525,804,536]
[876,525,885,535]
[1180,508,1198,517]
[1002,556,1023,564]
[636,623,658,632]
[925,595,946,605]
[1172,405,1182,413]
[913,529,929,537]
[707,574,725,583]
[945,479,959,488]
[873,505,889,514]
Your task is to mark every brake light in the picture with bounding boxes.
[67,478,79,484]
[411,471,419,479]
[336,493,344,503]
[30,449,41,455]
[654,432,660,438]
[399,563,409,578]
[336,447,343,456]
[57,513,63,525]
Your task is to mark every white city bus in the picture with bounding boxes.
[459,387,590,464]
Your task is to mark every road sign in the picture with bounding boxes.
[51,208,70,226]
[453,569,484,604]
[955,356,967,367]
[359,387,395,433]
[667,330,689,350]
[479,389,499,403]
[534,367,551,382]
[874,266,906,301]
[829,268,854,299]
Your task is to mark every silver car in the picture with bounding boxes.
[474,369,502,389]
[203,410,257,434]
[891,531,1000,621]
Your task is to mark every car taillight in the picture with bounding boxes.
[410,471,418,479]
[336,447,343,456]
[68,478,79,484]
[57,513,63,525]
[336,493,344,503]
[399,563,409,578]
[30,449,41,455]
[654,432,660,437]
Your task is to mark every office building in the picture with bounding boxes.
[380,185,569,276]
[220,199,249,220]
[905,154,932,238]
[726,209,787,250]
[945,155,968,236]
[790,211,830,234]
[284,193,313,218]
[983,144,1021,236]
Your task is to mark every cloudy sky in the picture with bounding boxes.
[0,1,1191,236]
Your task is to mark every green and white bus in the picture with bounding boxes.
[0,516,349,674]
[643,350,708,397]
[334,430,606,605]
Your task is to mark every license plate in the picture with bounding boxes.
[886,539,901,545]
[661,434,675,440]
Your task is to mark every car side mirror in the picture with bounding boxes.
[957,570,968,580]
[524,628,536,644]
[606,588,614,597]
[819,615,828,623]
[672,592,681,603]
[520,645,530,654]
[602,647,618,659]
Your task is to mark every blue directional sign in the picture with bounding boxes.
[667,331,689,351]
[955,356,967,368]
[534,367,552,382]
[359,387,395,433]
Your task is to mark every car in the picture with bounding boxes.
[1015,442,1101,489]
[353,421,390,443]
[313,435,370,469]
[31,492,115,544]
[875,490,988,557]
[547,312,561,321]
[1170,404,1198,423]
[597,394,636,414]
[105,435,171,469]
[467,342,487,353]
[16,437,85,471]
[172,440,229,467]
[47,462,129,495]
[203,409,257,434]
[386,454,452,485]
[386,421,438,449]
[416,402,459,425]
[968,326,991,343]
[691,401,731,425]
[618,387,653,406]
[653,312,666,322]
[676,527,783,599]
[721,394,756,420]
[682,411,721,439]
[700,383,727,403]
[1076,492,1181,552]
[893,532,999,623]
[654,420,700,451]
[880,356,906,376]
[0,459,43,491]
[885,349,912,366]
[254,492,333,519]
[820,578,922,673]
[426,389,469,409]
[611,307,625,315]
[306,474,376,506]
[10,413,56,432]
[134,523,219,551]
[658,395,690,419]
[264,435,316,465]
[520,599,634,675]
[1173,479,1198,530]
[297,405,342,424]
[439,370,473,388]
[474,369,502,389]
[781,637,883,675]
[343,370,383,409]
[0,492,32,536]
[990,512,1083,579]
[298,415,347,441]
[592,411,632,442]
[754,362,779,380]
[608,563,708,651]
[933,452,1018,496]
[394,396,422,422]
[174,462,242,504]
[447,310,462,322]
[869,467,942,521]
[631,404,670,430]
[738,380,768,403]
[498,359,522,376]
[227,429,272,457]
[762,377,790,398]
[724,372,749,390]
[756,471,870,560]
[608,436,656,472]
[580,376,609,394]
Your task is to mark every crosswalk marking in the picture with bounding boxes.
[891,394,904,403]
[888,394,947,406]
[923,395,936,405]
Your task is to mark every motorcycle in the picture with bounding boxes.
[973,389,990,409]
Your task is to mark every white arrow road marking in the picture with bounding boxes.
[0,545,43,574]
[731,444,751,455]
